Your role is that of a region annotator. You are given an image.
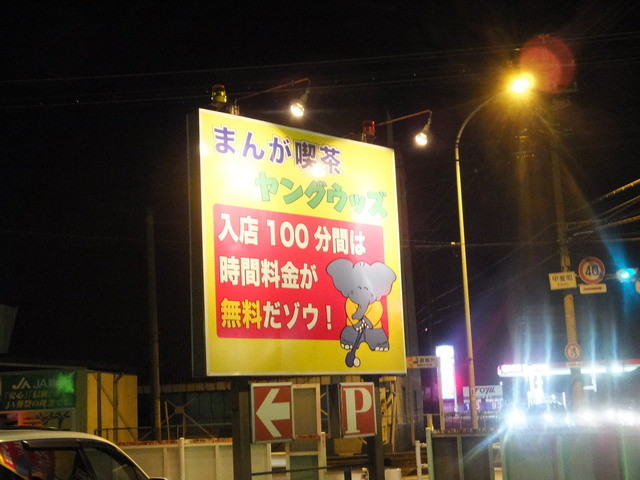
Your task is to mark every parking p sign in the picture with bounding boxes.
[340,382,377,438]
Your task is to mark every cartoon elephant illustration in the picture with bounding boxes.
[326,258,397,365]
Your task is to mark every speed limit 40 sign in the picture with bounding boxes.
[578,257,605,284]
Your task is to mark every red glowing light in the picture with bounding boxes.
[519,35,575,93]
[362,120,376,138]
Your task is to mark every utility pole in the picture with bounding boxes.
[547,100,584,410]
[385,116,425,444]
[146,210,163,440]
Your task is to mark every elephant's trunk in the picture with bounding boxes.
[353,301,368,320]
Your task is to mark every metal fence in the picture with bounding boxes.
[96,422,234,443]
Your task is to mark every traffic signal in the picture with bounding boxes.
[616,268,638,282]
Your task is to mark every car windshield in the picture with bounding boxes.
[0,440,147,480]
[83,445,144,480]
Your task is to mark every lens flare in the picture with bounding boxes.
[519,35,575,93]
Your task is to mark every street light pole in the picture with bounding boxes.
[453,94,500,430]
[453,84,583,428]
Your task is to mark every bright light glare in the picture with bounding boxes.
[309,162,326,178]
[200,141,210,158]
[290,102,305,117]
[616,268,637,282]
[603,408,638,426]
[511,74,535,94]
[579,410,595,425]
[507,410,526,428]
[619,410,637,426]
[611,362,624,374]
[436,345,456,400]
[290,89,310,118]
[415,131,428,146]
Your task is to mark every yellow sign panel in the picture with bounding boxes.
[548,272,576,290]
[195,109,406,375]
[406,356,438,369]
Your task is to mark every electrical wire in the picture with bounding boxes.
[2,30,640,109]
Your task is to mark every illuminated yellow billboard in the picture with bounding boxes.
[190,108,406,376]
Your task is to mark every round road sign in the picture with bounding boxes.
[565,343,582,361]
[578,256,605,284]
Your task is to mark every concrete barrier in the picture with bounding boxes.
[120,438,271,480]
[384,467,402,480]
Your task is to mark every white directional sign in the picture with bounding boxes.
[251,383,294,443]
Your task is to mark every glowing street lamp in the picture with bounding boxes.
[454,75,532,430]
[510,73,535,94]
[414,116,433,146]
[290,87,310,117]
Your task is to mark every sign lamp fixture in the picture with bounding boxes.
[210,78,311,118]
[361,109,433,145]
[290,87,310,117]
[414,115,432,146]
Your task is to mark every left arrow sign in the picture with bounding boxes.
[252,383,293,443]
[257,388,291,437]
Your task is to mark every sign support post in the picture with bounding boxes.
[407,355,445,430]
[435,358,445,431]
[232,378,252,480]
[364,376,384,480]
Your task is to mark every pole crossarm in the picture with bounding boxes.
[377,108,432,127]
[235,77,310,102]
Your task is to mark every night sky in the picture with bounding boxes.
[1,1,639,388]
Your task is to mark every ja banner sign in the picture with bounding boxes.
[0,372,76,411]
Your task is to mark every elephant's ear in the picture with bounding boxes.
[370,262,397,299]
[326,258,355,296]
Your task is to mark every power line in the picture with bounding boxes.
[3,31,640,109]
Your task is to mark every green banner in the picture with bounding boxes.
[0,372,76,411]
